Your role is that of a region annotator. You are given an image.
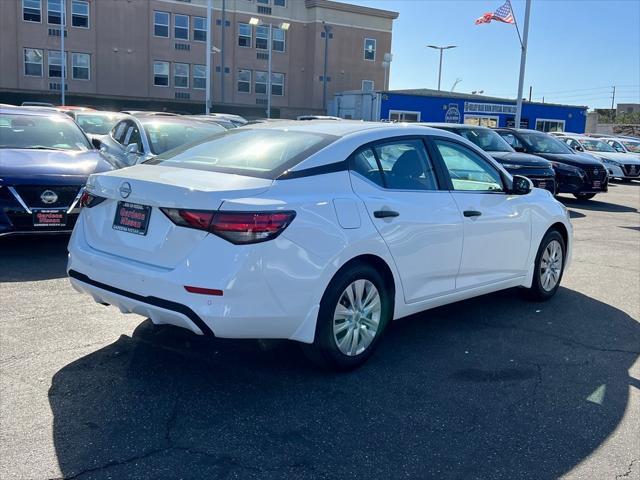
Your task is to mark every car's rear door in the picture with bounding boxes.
[429,137,532,289]
[349,137,464,304]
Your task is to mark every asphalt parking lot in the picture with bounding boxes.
[1,183,639,480]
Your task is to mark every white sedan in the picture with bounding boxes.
[68,122,572,370]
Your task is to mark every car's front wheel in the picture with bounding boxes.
[573,193,596,200]
[302,263,392,371]
[526,229,566,301]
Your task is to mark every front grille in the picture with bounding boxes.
[13,186,81,209]
[583,166,607,182]
[623,164,640,177]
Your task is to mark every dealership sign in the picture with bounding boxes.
[464,102,517,115]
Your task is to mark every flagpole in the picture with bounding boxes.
[514,0,531,128]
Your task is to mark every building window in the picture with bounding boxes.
[47,50,66,78]
[271,72,284,96]
[364,38,376,61]
[535,119,565,133]
[153,61,170,87]
[464,115,498,128]
[256,0,269,3]
[274,0,286,6]
[389,110,420,122]
[193,64,206,89]
[154,11,169,37]
[24,48,43,76]
[47,0,62,25]
[71,0,89,28]
[256,25,269,50]
[255,71,267,94]
[238,23,252,47]
[72,52,90,80]
[23,0,41,22]
[272,27,285,52]
[193,16,206,42]
[174,14,189,40]
[362,80,374,92]
[174,63,189,89]
[237,69,251,93]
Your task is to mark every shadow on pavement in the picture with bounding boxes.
[560,197,639,213]
[0,235,69,282]
[49,287,640,479]
[568,210,586,219]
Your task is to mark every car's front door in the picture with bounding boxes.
[350,137,464,304]
[431,138,532,289]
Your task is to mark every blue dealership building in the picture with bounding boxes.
[329,88,588,133]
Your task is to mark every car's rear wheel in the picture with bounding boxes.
[302,263,392,371]
[573,193,596,200]
[526,230,566,301]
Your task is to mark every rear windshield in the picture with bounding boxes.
[145,128,337,178]
[141,120,226,155]
[0,113,91,151]
[448,128,513,152]
[75,113,124,135]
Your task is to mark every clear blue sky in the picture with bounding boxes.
[340,0,640,109]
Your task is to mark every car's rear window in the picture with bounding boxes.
[145,128,337,178]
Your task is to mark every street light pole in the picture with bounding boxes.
[267,23,272,118]
[60,0,66,105]
[514,0,531,128]
[205,0,212,114]
[426,45,457,92]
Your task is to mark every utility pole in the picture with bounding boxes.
[267,23,273,118]
[60,0,66,106]
[611,85,616,123]
[528,85,532,102]
[221,0,226,104]
[514,0,531,128]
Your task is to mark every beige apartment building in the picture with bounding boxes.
[0,0,397,117]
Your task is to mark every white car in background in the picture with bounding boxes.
[605,137,640,156]
[68,122,572,370]
[561,135,640,181]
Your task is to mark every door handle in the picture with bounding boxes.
[463,210,482,218]
[374,210,400,218]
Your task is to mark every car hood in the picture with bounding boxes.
[586,151,640,164]
[532,152,604,167]
[488,151,552,167]
[0,149,117,185]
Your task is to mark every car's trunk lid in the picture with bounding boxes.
[82,165,272,269]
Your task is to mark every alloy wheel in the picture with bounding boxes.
[540,239,563,291]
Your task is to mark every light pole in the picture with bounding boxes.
[205,0,212,114]
[250,18,290,118]
[60,0,66,105]
[382,53,393,90]
[427,45,457,91]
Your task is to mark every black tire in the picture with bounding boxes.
[302,263,392,371]
[526,229,566,301]
[573,193,596,200]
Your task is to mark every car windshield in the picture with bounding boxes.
[0,113,91,151]
[517,131,573,154]
[145,128,336,178]
[141,120,226,155]
[75,113,124,135]
[451,128,513,152]
[578,139,616,152]
[621,140,640,153]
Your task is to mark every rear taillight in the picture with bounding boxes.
[160,209,296,245]
[79,191,106,208]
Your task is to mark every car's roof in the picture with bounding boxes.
[0,106,70,117]
[245,120,445,137]
[136,115,225,127]
[422,122,491,130]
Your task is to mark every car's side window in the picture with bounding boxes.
[351,148,384,187]
[123,124,143,151]
[499,132,523,150]
[373,139,438,190]
[112,121,127,144]
[433,139,504,192]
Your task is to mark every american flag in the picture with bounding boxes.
[475,0,515,25]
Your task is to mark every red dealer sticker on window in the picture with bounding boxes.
[33,209,67,227]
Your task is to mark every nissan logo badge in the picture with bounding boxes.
[119,182,132,199]
[40,190,58,204]
[593,169,598,175]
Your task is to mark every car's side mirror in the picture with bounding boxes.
[125,143,140,155]
[511,175,533,195]
[91,137,102,150]
[513,145,525,153]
